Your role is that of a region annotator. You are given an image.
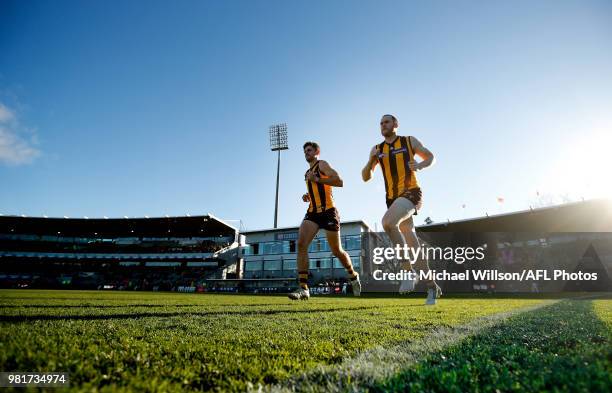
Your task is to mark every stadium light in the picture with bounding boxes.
[269,123,288,228]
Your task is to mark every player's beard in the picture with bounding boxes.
[381,128,394,137]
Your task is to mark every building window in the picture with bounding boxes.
[264,260,281,271]
[344,235,361,250]
[308,240,319,253]
[282,241,291,253]
[263,241,284,254]
[283,259,297,271]
[245,260,263,271]
[319,258,332,269]
[307,258,332,270]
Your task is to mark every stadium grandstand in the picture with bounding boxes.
[0,214,242,291]
[1,199,611,293]
[410,199,612,293]
[419,198,612,232]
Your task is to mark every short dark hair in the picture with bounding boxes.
[303,141,320,151]
[382,114,398,122]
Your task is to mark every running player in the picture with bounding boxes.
[288,141,361,300]
[361,114,441,305]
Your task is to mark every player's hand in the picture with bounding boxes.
[366,146,380,169]
[306,172,319,182]
[408,160,422,171]
[370,146,380,161]
[302,193,310,202]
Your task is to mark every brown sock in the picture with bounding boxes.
[298,271,309,290]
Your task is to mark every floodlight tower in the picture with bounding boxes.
[269,123,288,228]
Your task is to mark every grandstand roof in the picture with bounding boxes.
[418,198,612,232]
[242,220,373,234]
[0,213,236,238]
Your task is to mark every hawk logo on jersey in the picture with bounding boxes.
[378,146,407,157]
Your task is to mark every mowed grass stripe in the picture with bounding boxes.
[264,297,611,393]
[0,291,548,392]
[0,305,389,322]
[262,300,559,393]
[374,298,612,392]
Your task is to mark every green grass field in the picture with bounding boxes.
[0,290,610,392]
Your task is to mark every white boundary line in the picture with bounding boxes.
[253,299,561,393]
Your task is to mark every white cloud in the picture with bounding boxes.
[0,102,40,165]
[0,103,15,122]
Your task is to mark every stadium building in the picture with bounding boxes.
[232,221,369,294]
[1,199,611,293]
[0,214,242,291]
[412,199,612,293]
[239,199,612,294]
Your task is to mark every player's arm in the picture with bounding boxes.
[408,136,435,171]
[310,160,343,187]
[362,145,379,182]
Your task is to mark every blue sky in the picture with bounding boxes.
[1,0,611,231]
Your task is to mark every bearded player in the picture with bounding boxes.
[361,114,441,305]
[288,141,361,300]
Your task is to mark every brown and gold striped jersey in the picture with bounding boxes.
[376,135,420,200]
[305,161,335,213]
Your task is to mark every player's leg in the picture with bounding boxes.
[381,197,413,247]
[325,230,354,277]
[399,216,441,304]
[399,216,428,275]
[400,216,435,286]
[288,219,319,300]
[381,197,420,293]
[325,229,361,296]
